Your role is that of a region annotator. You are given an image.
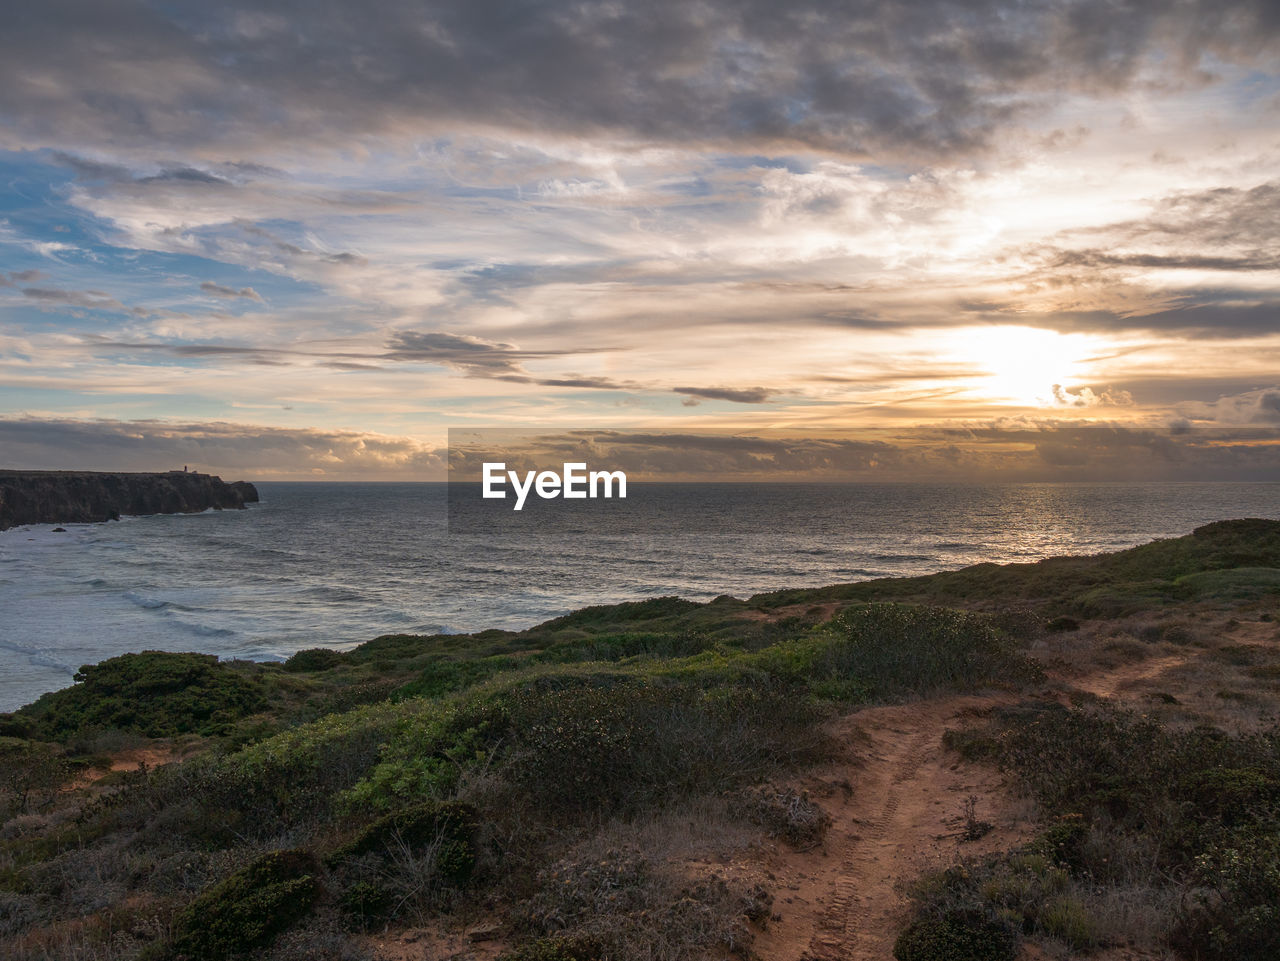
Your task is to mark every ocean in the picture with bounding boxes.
[2,480,1279,711]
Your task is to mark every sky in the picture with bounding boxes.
[1,0,1279,479]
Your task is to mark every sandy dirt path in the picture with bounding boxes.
[752,693,1035,961]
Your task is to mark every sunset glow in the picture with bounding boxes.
[0,1,1277,477]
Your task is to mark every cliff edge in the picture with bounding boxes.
[0,470,260,531]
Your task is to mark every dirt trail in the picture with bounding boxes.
[753,693,1034,961]
[754,639,1208,961]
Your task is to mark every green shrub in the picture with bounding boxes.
[893,909,1018,961]
[822,604,1043,698]
[1175,831,1280,961]
[394,655,521,699]
[328,800,480,880]
[995,705,1280,870]
[0,737,69,816]
[283,648,349,672]
[1025,815,1089,871]
[536,596,701,631]
[18,652,268,738]
[337,878,395,930]
[501,936,602,961]
[1184,768,1279,826]
[148,849,320,960]
[503,678,823,812]
[1037,895,1098,949]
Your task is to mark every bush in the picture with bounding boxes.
[18,652,268,738]
[503,678,823,813]
[517,846,758,960]
[1025,815,1089,872]
[995,705,1280,870]
[893,909,1018,961]
[1174,831,1280,961]
[740,786,830,849]
[0,737,69,817]
[822,604,1043,699]
[326,801,482,929]
[328,800,480,880]
[1037,895,1098,949]
[148,849,320,960]
[282,648,349,672]
[394,655,520,699]
[502,936,602,961]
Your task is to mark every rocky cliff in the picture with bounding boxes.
[0,471,260,531]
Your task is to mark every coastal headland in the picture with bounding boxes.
[1,519,1278,960]
[0,470,259,531]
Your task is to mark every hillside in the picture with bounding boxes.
[1,519,1278,961]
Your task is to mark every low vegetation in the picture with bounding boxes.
[0,518,1276,959]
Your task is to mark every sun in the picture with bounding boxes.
[958,326,1096,406]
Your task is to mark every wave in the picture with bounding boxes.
[123,591,172,611]
[173,619,235,638]
[0,638,77,676]
[301,584,368,603]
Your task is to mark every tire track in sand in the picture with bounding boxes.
[803,726,935,960]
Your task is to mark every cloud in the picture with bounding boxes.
[0,269,46,287]
[673,385,775,404]
[4,1,1277,159]
[1051,384,1134,407]
[448,426,1280,481]
[1178,386,1280,425]
[382,329,619,385]
[0,416,446,480]
[20,286,134,313]
[383,330,539,378]
[200,280,263,301]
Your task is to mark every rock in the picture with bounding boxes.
[0,471,261,531]
[51,527,66,532]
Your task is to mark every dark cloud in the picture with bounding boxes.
[200,280,264,301]
[1123,181,1280,249]
[448,426,1280,481]
[989,180,1280,336]
[537,376,634,390]
[5,1,1278,158]
[673,385,774,404]
[384,330,533,377]
[229,221,368,268]
[383,329,609,382]
[959,297,1280,338]
[20,286,133,313]
[50,153,237,187]
[1045,250,1280,272]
